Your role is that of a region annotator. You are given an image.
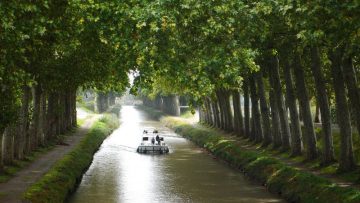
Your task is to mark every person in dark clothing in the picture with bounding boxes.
[151,137,155,145]
[156,135,160,145]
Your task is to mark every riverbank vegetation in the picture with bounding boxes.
[161,116,360,203]
[22,113,119,203]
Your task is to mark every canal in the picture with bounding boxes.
[69,106,285,203]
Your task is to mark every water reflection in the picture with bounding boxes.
[69,106,285,203]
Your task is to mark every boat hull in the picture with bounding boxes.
[137,145,169,154]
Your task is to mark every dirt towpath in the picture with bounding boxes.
[0,114,100,203]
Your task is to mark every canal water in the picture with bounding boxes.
[69,106,285,203]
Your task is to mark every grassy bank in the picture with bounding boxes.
[23,113,119,203]
[162,117,360,203]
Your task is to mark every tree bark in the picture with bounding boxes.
[0,130,4,171]
[211,100,221,128]
[30,84,42,150]
[283,56,303,156]
[216,90,226,130]
[205,97,214,126]
[330,48,355,171]
[293,53,318,160]
[342,54,360,135]
[249,74,263,143]
[232,90,244,136]
[310,46,335,163]
[3,127,14,165]
[243,79,251,138]
[269,89,282,148]
[223,90,233,132]
[47,92,58,140]
[256,70,272,146]
[15,85,30,159]
[170,95,180,116]
[202,99,209,125]
[39,92,46,146]
[71,90,77,127]
[59,93,66,134]
[270,55,291,149]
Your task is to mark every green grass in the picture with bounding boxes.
[77,118,86,126]
[180,110,195,119]
[22,114,119,203]
[162,117,360,203]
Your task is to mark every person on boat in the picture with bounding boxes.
[151,137,155,145]
[143,130,148,134]
[153,129,158,133]
[156,135,160,145]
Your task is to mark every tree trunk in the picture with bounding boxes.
[243,79,251,138]
[216,90,226,130]
[70,90,76,127]
[170,95,181,116]
[211,100,221,128]
[3,127,14,165]
[39,92,46,146]
[65,92,71,130]
[342,54,360,135]
[206,98,214,126]
[310,46,335,164]
[271,55,291,150]
[283,56,303,156]
[223,90,233,132]
[15,85,30,159]
[269,89,282,148]
[293,53,318,160]
[47,92,57,140]
[0,130,4,171]
[199,107,205,123]
[30,84,42,150]
[256,70,272,145]
[330,48,355,171]
[249,74,263,143]
[314,104,320,123]
[232,90,244,136]
[59,93,66,134]
[202,99,209,124]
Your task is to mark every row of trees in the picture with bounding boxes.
[129,0,360,172]
[0,1,128,170]
[143,95,181,116]
[1,0,359,172]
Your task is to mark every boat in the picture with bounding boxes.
[136,129,169,154]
